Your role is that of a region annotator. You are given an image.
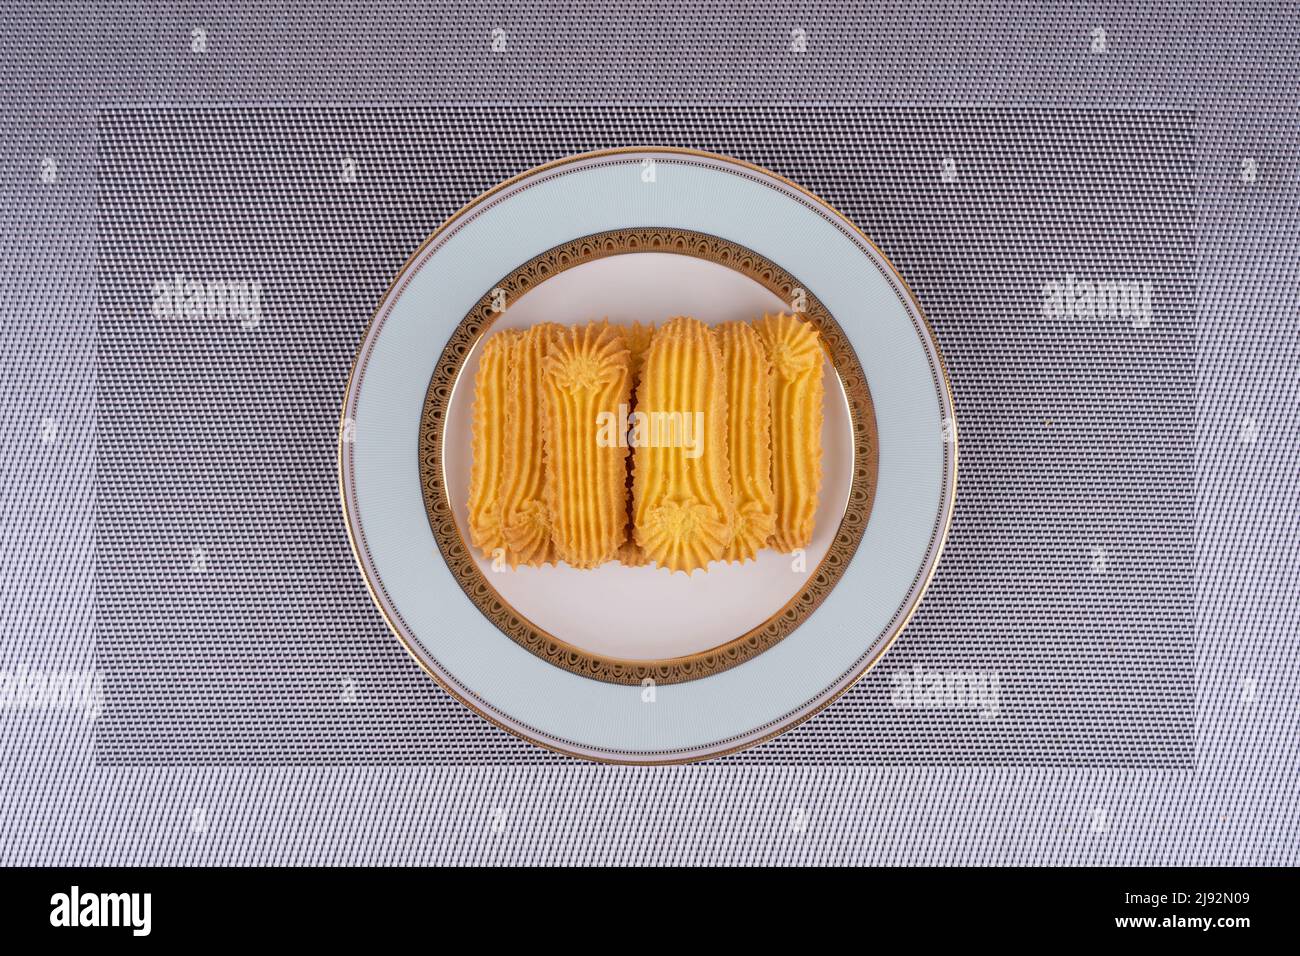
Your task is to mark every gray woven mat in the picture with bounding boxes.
[1,2,1295,864]
[94,105,1193,766]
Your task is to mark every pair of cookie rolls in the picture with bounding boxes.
[467,320,632,569]
[630,313,823,568]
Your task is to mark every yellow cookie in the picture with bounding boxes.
[616,537,651,567]
[717,321,777,563]
[542,321,632,569]
[617,322,656,566]
[467,329,518,560]
[632,316,734,573]
[619,321,656,383]
[498,323,561,568]
[753,312,823,552]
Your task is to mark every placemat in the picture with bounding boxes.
[92,105,1195,766]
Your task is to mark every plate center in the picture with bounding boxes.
[441,251,854,662]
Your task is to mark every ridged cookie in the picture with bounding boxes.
[542,321,632,569]
[617,322,656,567]
[619,321,656,382]
[717,321,777,563]
[632,316,734,573]
[467,329,518,559]
[753,312,823,552]
[498,323,560,568]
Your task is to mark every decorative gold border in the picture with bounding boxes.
[339,146,958,763]
[417,228,879,685]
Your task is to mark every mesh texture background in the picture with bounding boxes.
[0,1,1296,864]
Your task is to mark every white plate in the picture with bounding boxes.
[339,148,956,763]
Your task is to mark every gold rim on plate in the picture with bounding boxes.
[417,227,879,685]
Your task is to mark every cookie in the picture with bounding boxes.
[542,320,633,569]
[753,312,823,552]
[466,328,519,559]
[632,316,734,573]
[498,323,561,567]
[717,321,777,563]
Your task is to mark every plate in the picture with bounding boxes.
[430,239,864,678]
[339,148,956,762]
